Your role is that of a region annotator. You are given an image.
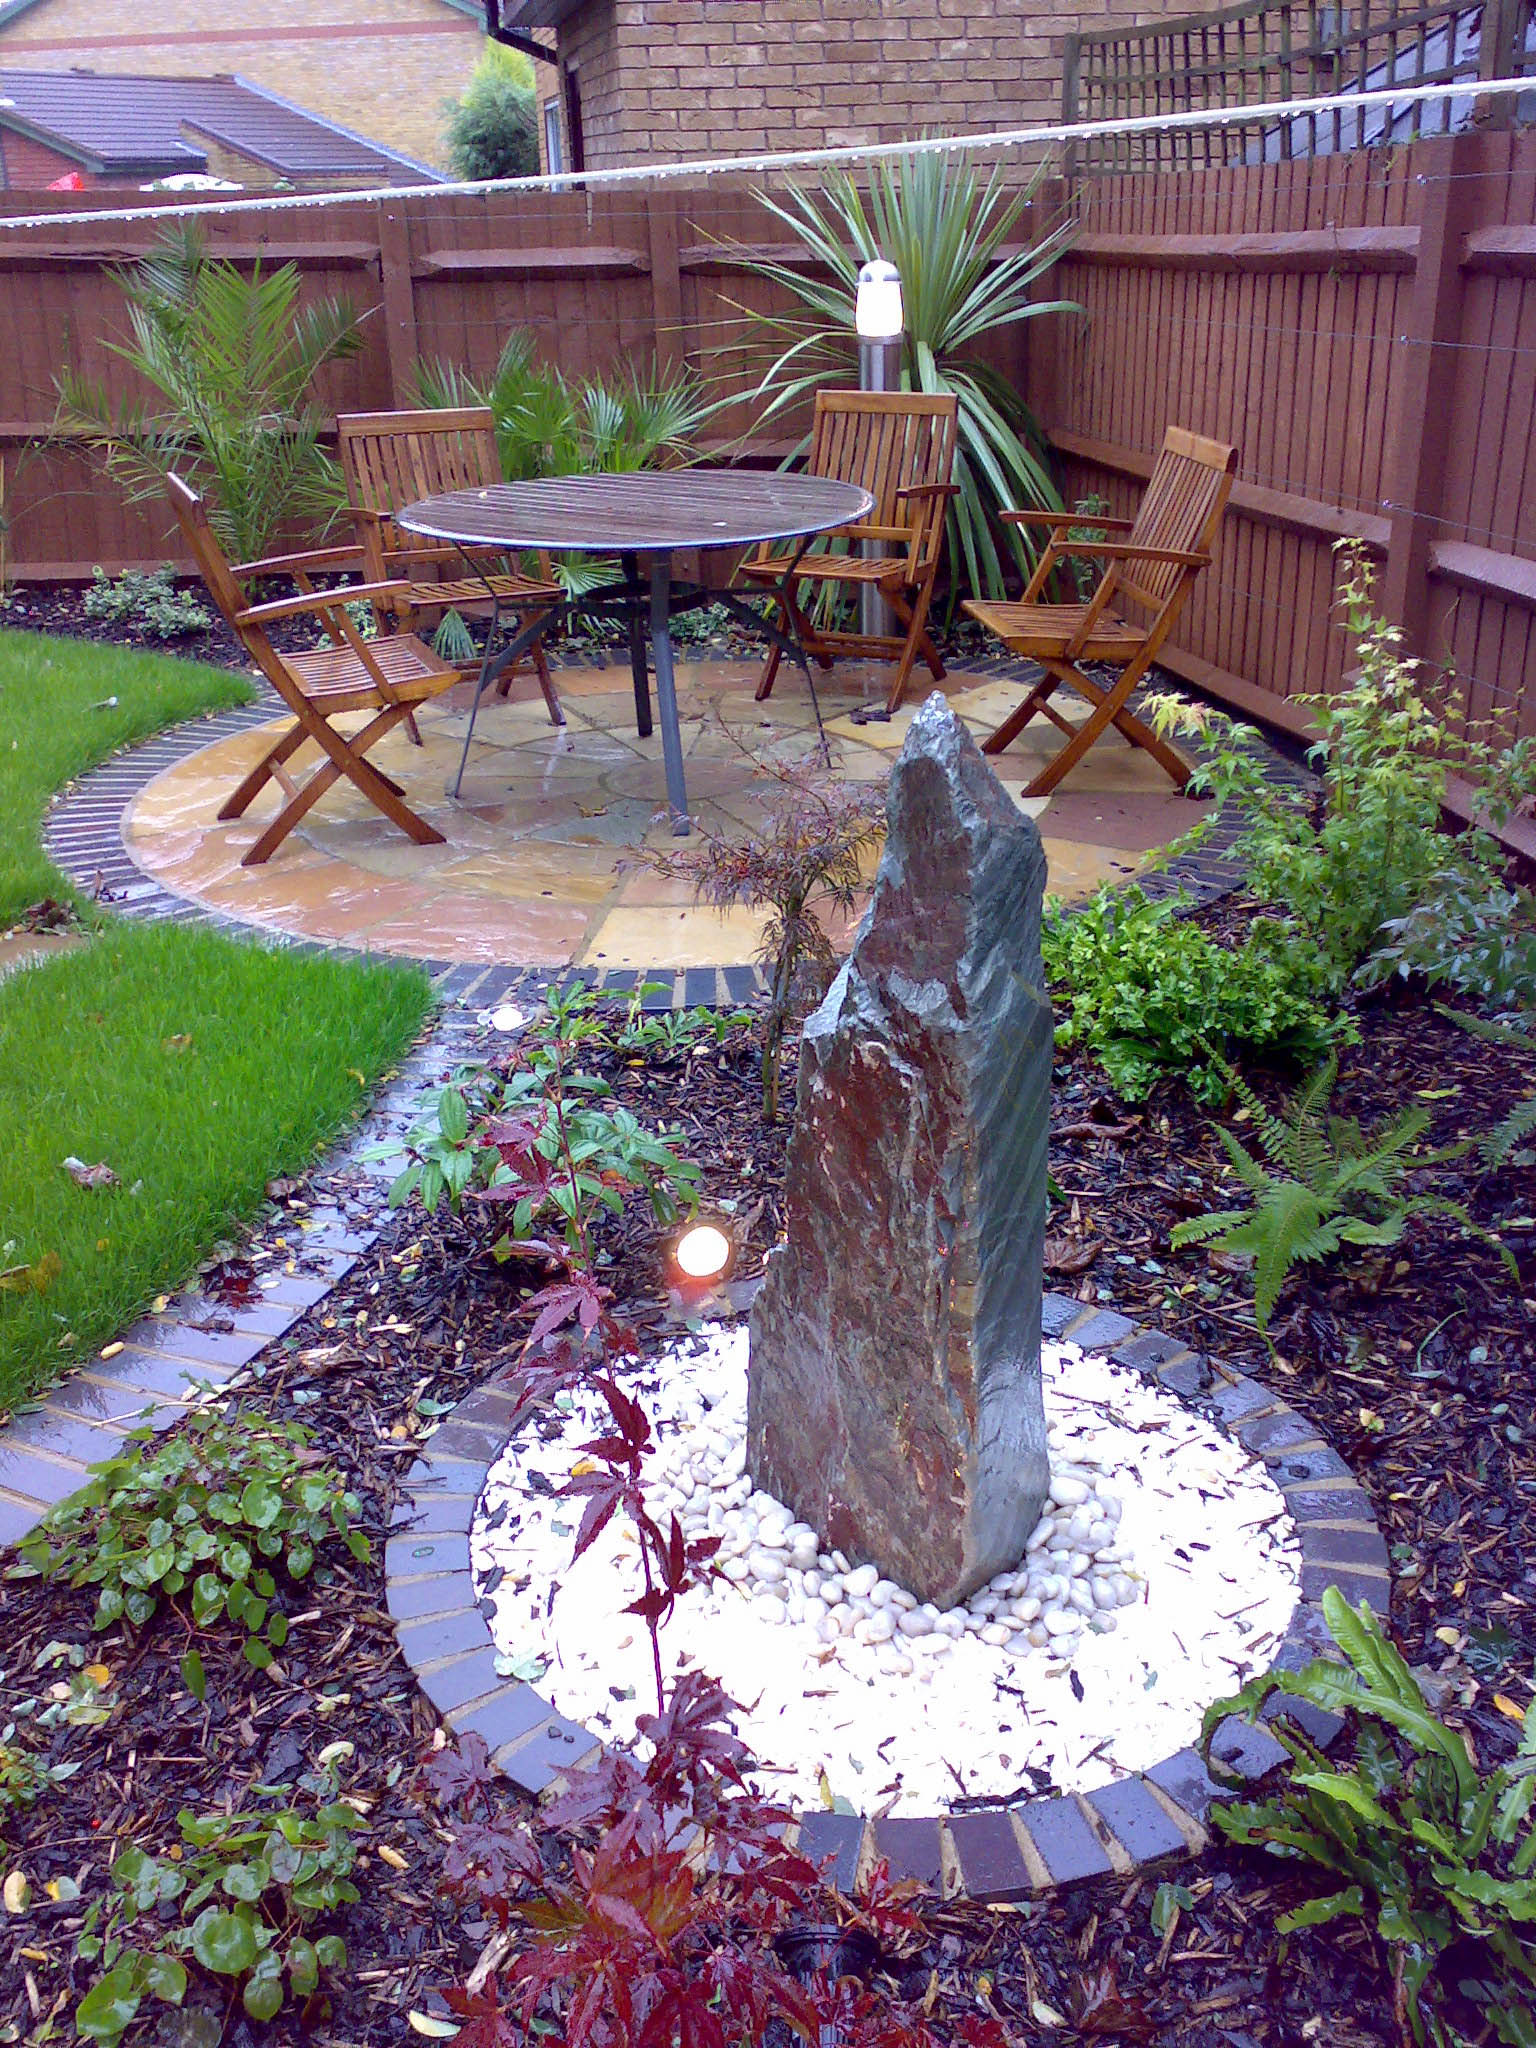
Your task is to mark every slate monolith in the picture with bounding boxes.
[746,694,1053,1609]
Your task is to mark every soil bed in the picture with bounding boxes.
[3,918,1534,2047]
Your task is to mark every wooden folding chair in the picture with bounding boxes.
[962,426,1237,797]
[736,390,958,714]
[167,473,459,867]
[337,407,564,728]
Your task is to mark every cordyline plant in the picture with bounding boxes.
[648,752,884,1121]
[739,149,1080,606]
[416,1009,1007,2048]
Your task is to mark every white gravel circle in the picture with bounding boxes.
[471,1327,1301,1815]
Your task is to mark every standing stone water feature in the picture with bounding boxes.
[747,695,1054,1609]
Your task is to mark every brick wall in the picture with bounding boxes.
[0,125,85,185]
[0,0,484,171]
[542,0,1223,169]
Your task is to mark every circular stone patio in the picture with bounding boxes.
[111,654,1216,970]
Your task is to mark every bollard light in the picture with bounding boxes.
[855,259,904,341]
[671,1222,734,1283]
[855,260,904,648]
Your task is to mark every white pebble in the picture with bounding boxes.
[844,1564,879,1599]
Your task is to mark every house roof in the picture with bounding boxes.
[0,68,445,180]
[494,0,585,35]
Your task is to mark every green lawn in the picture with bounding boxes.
[0,626,255,923]
[0,626,432,1410]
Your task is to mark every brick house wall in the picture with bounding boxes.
[0,0,485,172]
[0,125,72,183]
[537,0,1221,171]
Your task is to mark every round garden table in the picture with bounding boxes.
[399,470,875,834]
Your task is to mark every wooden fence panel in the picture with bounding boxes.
[4,139,1536,766]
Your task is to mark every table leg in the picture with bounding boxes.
[622,551,653,740]
[648,553,690,837]
[447,602,565,801]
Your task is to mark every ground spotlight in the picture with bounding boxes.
[670,1221,735,1285]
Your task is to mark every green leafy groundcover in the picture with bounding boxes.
[0,625,255,924]
[0,922,430,1409]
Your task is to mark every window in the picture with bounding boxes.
[543,97,563,175]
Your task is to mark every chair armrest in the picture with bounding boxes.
[1000,509,1134,532]
[893,482,959,502]
[1050,541,1211,568]
[235,580,412,626]
[231,541,369,577]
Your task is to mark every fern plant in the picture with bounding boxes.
[1437,1007,1536,1171]
[1170,1054,1510,1332]
[1201,1587,1536,2048]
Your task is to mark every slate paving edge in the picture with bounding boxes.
[382,1285,1388,1901]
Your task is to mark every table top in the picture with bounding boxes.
[397,469,875,555]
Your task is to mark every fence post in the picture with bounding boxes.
[646,186,685,374]
[1379,130,1483,667]
[1477,0,1522,127]
[375,198,419,406]
[1061,34,1082,184]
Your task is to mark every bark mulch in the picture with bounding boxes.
[3,944,1534,2047]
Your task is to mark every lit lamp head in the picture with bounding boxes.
[854,258,904,341]
[670,1220,735,1288]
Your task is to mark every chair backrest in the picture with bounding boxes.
[1121,425,1238,614]
[808,391,959,568]
[165,473,303,706]
[337,407,502,552]
[166,472,250,625]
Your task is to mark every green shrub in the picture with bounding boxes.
[1151,544,1536,989]
[20,1409,368,1666]
[1202,1586,1536,2048]
[1363,869,1536,1014]
[1041,884,1342,1106]
[385,998,701,1256]
[74,1774,360,2042]
[81,567,211,640]
[443,42,538,181]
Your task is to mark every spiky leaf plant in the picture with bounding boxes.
[1171,1053,1511,1331]
[740,149,1081,606]
[411,328,714,484]
[52,222,365,563]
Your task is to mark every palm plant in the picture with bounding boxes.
[412,330,717,602]
[411,328,714,483]
[53,221,365,563]
[740,150,1081,605]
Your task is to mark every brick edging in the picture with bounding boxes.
[385,1292,1389,1901]
[0,1017,477,1546]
